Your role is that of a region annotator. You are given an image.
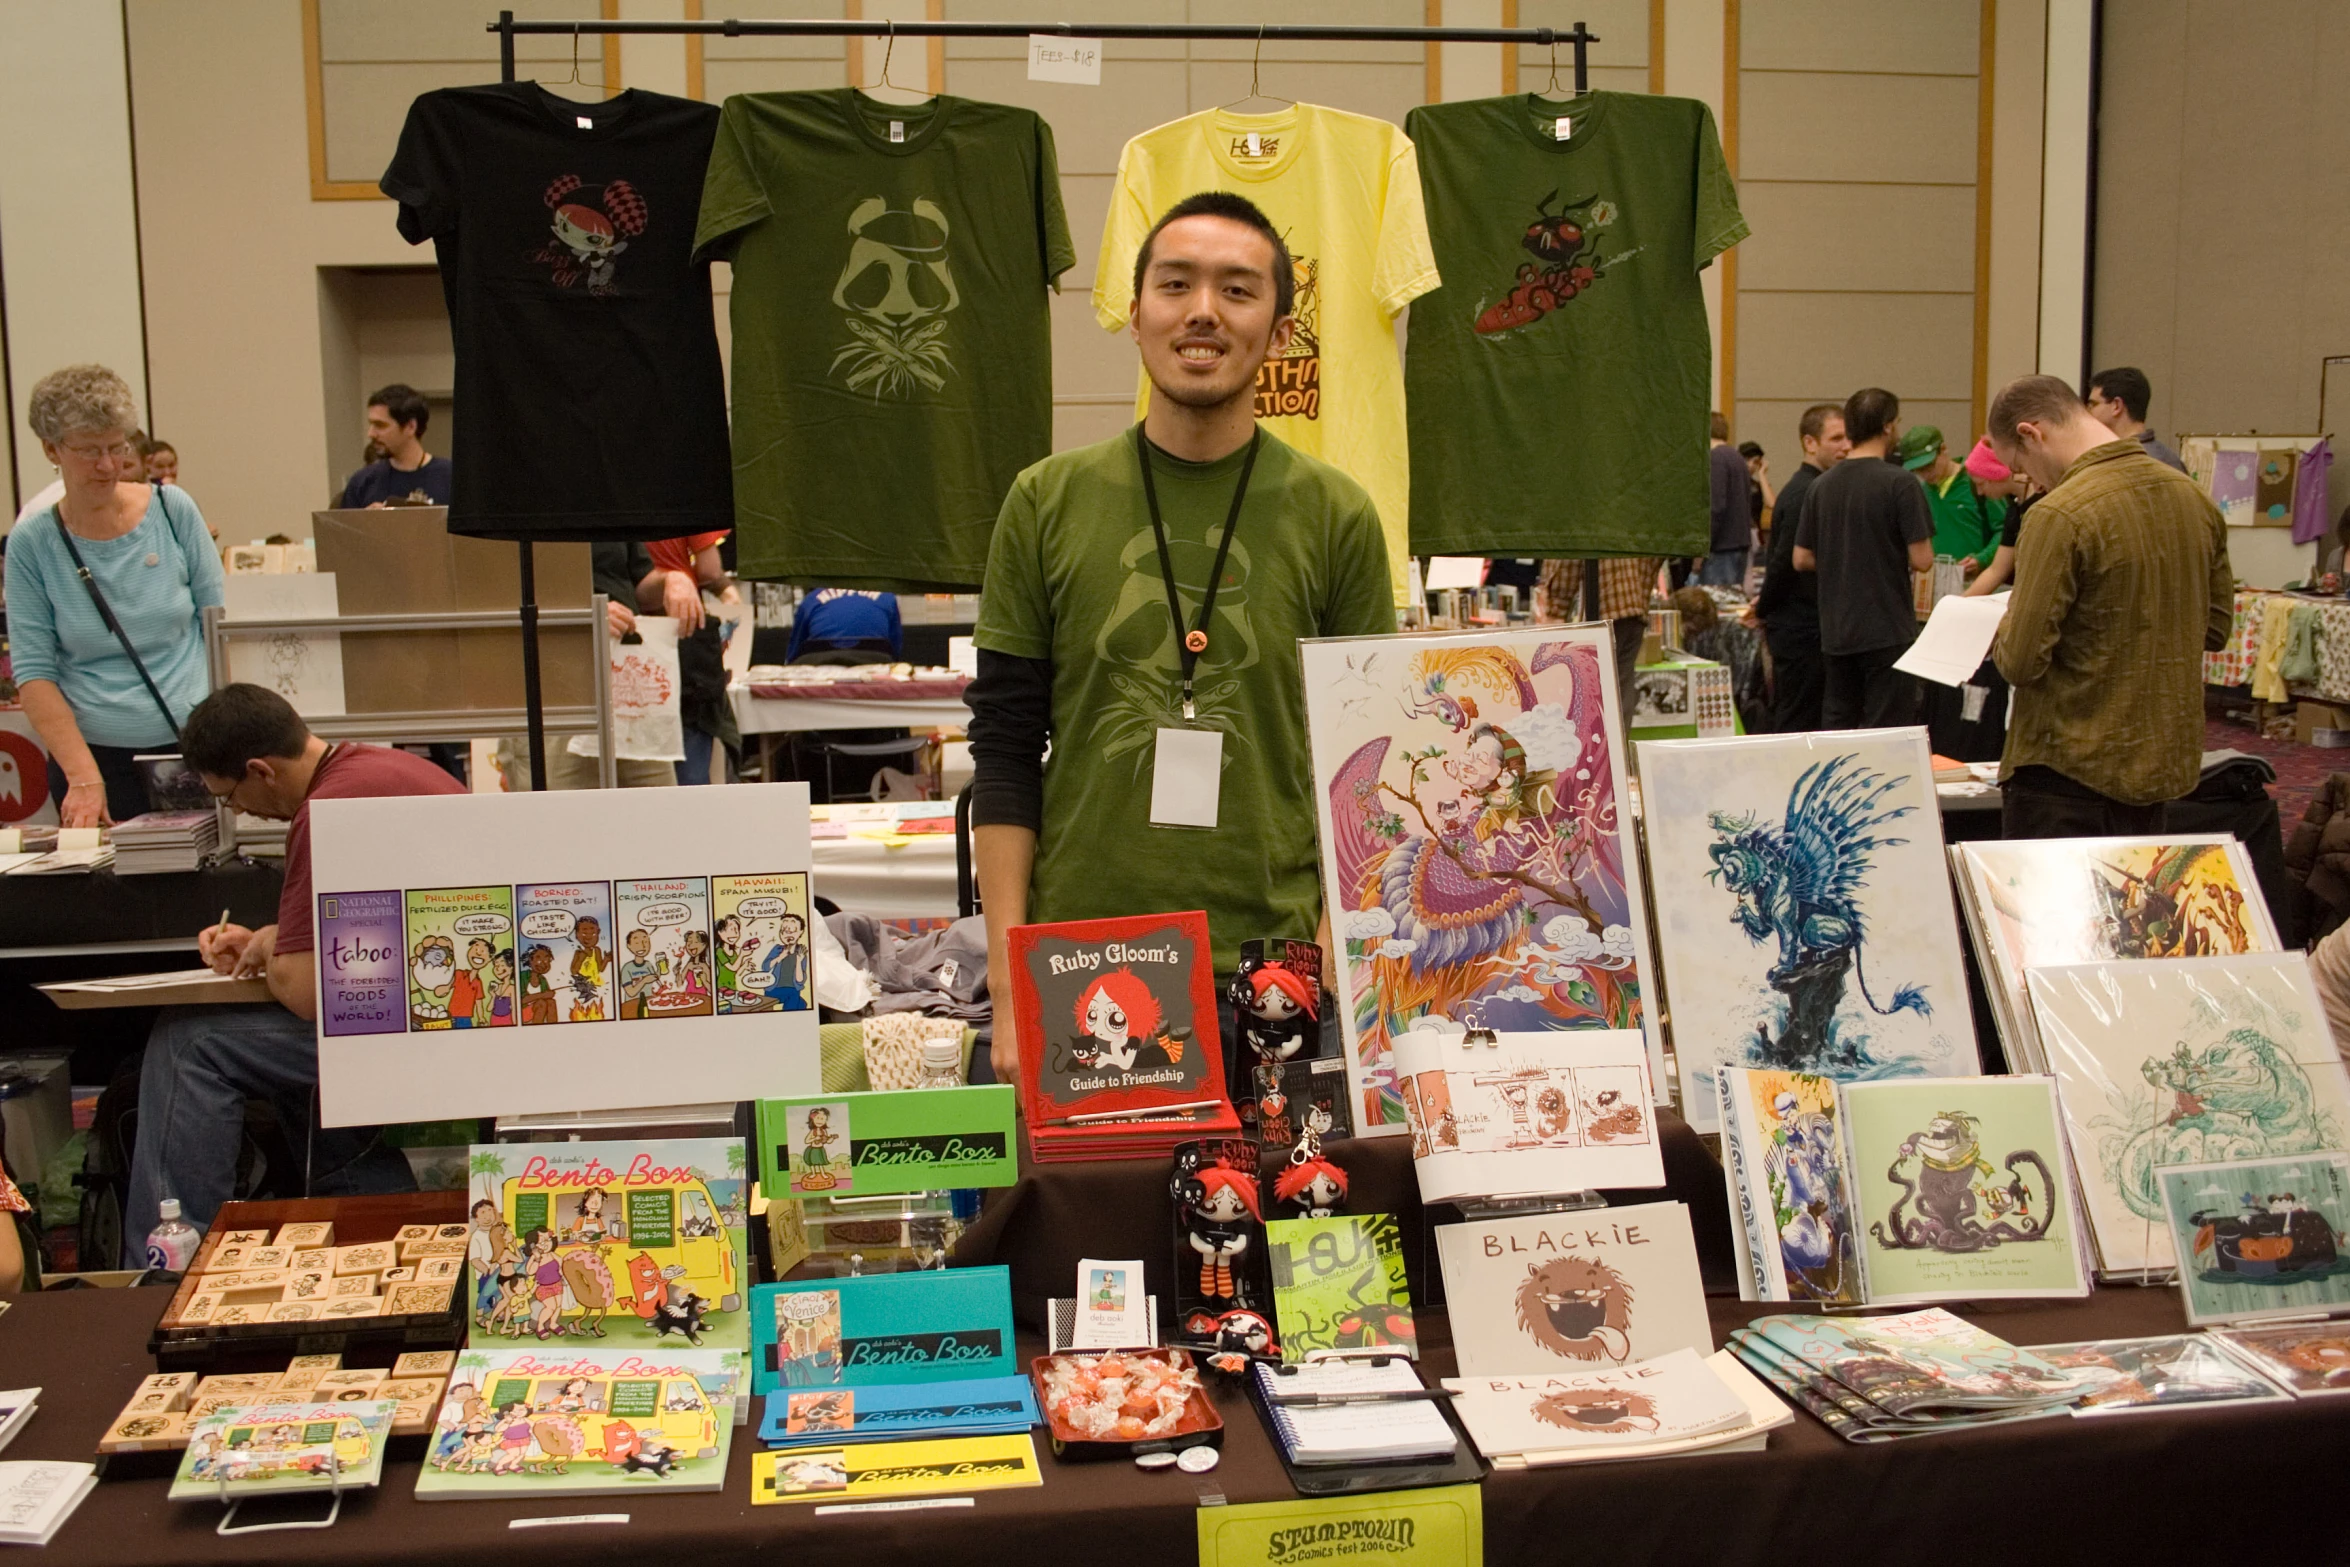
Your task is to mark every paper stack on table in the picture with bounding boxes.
[1444,1349,1788,1468]
[0,1389,37,1455]
[1729,1307,2098,1441]
[0,1461,96,1547]
[111,811,221,875]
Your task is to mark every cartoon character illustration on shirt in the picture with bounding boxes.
[832,195,960,398]
[1475,190,1615,335]
[535,175,647,295]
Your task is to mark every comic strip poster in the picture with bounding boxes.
[517,881,618,1025]
[615,877,716,1020]
[712,873,813,1015]
[1301,626,1658,1135]
[404,886,518,1032]
[310,784,819,1124]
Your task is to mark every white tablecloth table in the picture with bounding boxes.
[808,803,961,921]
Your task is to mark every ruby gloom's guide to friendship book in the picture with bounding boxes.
[306,785,820,1125]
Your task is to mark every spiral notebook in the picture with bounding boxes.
[1249,1360,1458,1465]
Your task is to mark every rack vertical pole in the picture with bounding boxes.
[494,10,548,789]
[1572,21,1588,94]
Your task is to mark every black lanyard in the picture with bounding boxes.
[1135,423,1261,722]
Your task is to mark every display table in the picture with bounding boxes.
[729,674,973,736]
[11,1264,2343,1563]
[0,858,282,958]
[810,801,961,920]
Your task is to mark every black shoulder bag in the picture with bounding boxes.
[52,506,185,742]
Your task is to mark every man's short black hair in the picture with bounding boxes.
[1131,191,1295,321]
[1737,440,1764,462]
[1798,402,1844,441]
[2085,366,2152,422]
[181,683,312,778]
[1843,387,1900,447]
[366,382,429,438]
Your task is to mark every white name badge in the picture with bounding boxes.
[1149,726,1223,829]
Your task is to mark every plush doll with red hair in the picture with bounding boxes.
[1272,1154,1349,1219]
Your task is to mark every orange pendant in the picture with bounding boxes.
[1184,629,1209,654]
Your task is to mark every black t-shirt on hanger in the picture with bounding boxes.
[381,82,733,542]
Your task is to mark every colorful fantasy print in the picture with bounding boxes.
[1304,626,1655,1132]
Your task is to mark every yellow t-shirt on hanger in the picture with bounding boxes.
[1094,104,1440,607]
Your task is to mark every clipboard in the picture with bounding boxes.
[1245,1358,1487,1497]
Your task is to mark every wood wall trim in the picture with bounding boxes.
[846,0,862,89]
[602,0,623,97]
[1500,0,1516,96]
[1427,0,1442,103]
[1650,0,1665,95]
[303,0,385,200]
[1971,0,1998,437]
[928,0,946,93]
[1721,0,1740,427]
[684,0,704,100]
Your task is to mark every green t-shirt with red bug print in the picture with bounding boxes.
[1402,92,1747,560]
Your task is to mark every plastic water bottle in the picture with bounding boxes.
[145,1198,201,1273]
[917,1036,963,1089]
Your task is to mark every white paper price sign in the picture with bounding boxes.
[1027,33,1102,84]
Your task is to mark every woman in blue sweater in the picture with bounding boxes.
[6,364,222,826]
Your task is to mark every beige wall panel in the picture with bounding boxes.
[1053,293,1136,402]
[130,0,418,538]
[316,271,363,503]
[943,0,1188,61]
[317,0,598,62]
[1736,181,1976,294]
[1056,401,1135,452]
[1738,71,1976,184]
[1736,291,1974,402]
[703,60,855,99]
[322,63,600,184]
[941,59,1191,174]
[1739,0,1979,73]
[1179,61,1425,124]
[701,0,851,56]
[1515,0,1651,79]
[2086,0,2185,435]
[1731,397,1974,493]
[354,271,456,398]
[1985,0,2046,393]
[1058,171,1114,290]
[1182,0,1425,63]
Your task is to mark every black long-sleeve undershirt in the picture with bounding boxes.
[965,647,1052,834]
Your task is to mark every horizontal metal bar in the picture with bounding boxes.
[489,18,1596,45]
[215,609,599,634]
[295,707,602,742]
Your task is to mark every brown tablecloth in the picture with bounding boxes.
[949,1111,1742,1329]
[11,1279,2348,1565]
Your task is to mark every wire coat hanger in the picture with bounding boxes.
[547,23,609,94]
[1531,39,1574,101]
[1221,24,1295,113]
[861,19,936,103]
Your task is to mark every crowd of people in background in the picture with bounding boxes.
[1555,364,2223,842]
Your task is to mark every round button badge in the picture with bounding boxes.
[1176,1446,1221,1474]
[1133,1450,1177,1471]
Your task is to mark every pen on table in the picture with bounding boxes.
[1263,1390,1457,1407]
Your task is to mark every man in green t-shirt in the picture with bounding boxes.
[1899,424,1999,579]
[968,192,1396,1081]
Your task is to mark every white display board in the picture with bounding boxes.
[309,782,819,1125]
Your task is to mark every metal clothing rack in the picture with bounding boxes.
[486,10,1599,778]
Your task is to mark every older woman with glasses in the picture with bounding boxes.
[5,365,223,826]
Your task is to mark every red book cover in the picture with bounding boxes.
[1009,910,1234,1136]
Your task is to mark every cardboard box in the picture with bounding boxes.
[392,1351,456,1379]
[2297,699,2350,745]
[274,1222,336,1250]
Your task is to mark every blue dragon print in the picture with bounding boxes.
[1706,755,1929,1073]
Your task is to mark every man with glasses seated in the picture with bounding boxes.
[122,683,464,1264]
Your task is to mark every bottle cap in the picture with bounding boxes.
[159,1198,182,1221]
[921,1037,961,1072]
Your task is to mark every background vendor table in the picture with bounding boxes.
[811,802,960,920]
[728,675,973,735]
[0,859,281,959]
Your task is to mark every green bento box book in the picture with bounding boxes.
[169,1400,398,1500]
[757,1085,1018,1199]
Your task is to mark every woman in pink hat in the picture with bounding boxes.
[1961,438,2036,597]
